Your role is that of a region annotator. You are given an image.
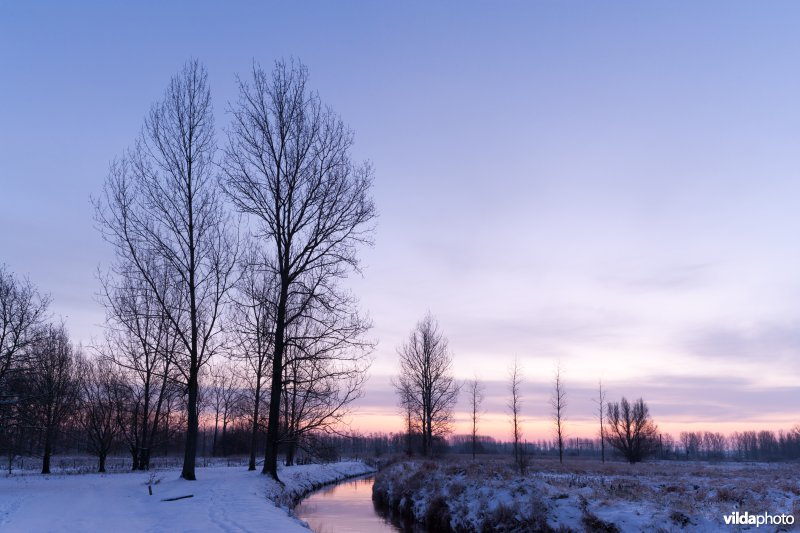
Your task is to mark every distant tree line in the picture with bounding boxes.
[325,427,800,464]
[235,425,800,465]
[677,429,800,461]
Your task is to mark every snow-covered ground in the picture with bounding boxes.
[373,458,800,532]
[0,460,373,532]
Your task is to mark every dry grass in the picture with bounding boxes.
[373,457,800,531]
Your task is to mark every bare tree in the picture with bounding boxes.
[98,272,179,471]
[395,377,416,456]
[95,60,238,480]
[0,265,49,386]
[594,380,607,463]
[227,251,275,470]
[0,266,49,467]
[551,363,566,464]
[393,313,459,457]
[606,397,658,464]
[280,313,371,465]
[702,431,726,460]
[0,370,31,472]
[27,323,80,474]
[468,376,484,461]
[222,59,376,480]
[679,431,702,460]
[206,362,244,457]
[508,357,525,473]
[77,356,124,472]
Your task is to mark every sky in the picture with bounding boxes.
[2,1,800,440]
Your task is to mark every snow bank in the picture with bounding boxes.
[0,460,373,532]
[267,461,377,507]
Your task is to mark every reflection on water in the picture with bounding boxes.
[295,476,402,533]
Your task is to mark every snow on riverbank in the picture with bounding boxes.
[373,458,800,532]
[0,460,373,532]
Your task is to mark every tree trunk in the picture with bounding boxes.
[405,408,412,456]
[129,446,139,471]
[41,432,52,475]
[248,380,262,471]
[181,370,199,480]
[181,158,199,481]
[263,282,288,480]
[425,411,433,456]
[212,413,219,457]
[285,438,296,466]
[601,430,605,463]
[141,380,150,470]
[128,404,141,470]
[140,447,151,471]
[98,453,107,473]
[145,367,169,470]
[221,419,228,457]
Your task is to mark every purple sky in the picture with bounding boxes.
[2,2,800,439]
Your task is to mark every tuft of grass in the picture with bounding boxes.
[715,486,744,504]
[447,480,466,498]
[670,510,691,528]
[581,509,620,533]
[481,502,553,533]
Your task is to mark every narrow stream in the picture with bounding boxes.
[294,475,404,533]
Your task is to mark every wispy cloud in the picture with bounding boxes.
[685,321,800,367]
[598,262,713,292]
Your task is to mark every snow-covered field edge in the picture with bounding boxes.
[373,459,800,532]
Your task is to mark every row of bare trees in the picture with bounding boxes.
[508,363,658,467]
[392,325,661,466]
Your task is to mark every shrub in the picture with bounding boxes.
[581,510,620,533]
[605,397,658,464]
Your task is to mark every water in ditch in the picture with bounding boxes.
[294,475,409,533]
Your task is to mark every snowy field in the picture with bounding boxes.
[0,460,373,532]
[373,458,800,532]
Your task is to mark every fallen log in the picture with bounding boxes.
[160,495,194,502]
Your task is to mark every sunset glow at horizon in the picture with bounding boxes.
[348,408,800,443]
